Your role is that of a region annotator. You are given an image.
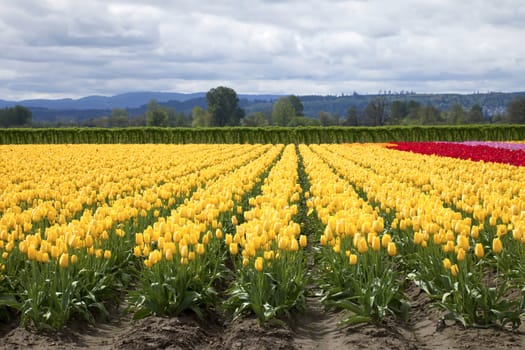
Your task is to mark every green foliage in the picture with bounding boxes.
[288,95,304,116]
[0,105,32,127]
[129,247,223,320]
[1,125,525,144]
[206,86,244,126]
[271,97,295,126]
[343,106,359,126]
[505,97,525,124]
[317,237,408,325]
[226,249,308,325]
[191,106,212,127]
[242,112,269,127]
[18,256,118,331]
[287,116,321,127]
[362,97,387,126]
[318,111,340,126]
[446,103,467,124]
[146,99,169,127]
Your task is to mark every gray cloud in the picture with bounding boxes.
[0,0,524,100]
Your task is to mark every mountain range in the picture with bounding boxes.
[0,92,283,111]
[1,91,524,122]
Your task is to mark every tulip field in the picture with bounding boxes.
[1,141,524,338]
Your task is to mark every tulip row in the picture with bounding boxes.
[0,144,277,329]
[299,145,405,324]
[129,144,283,318]
[227,144,308,323]
[1,143,524,331]
[310,143,524,328]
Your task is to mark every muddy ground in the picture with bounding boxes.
[1,284,524,350]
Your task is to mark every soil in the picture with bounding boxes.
[1,285,524,350]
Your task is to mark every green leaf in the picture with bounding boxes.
[340,315,371,325]
[133,307,152,320]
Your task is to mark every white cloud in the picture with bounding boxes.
[0,0,524,100]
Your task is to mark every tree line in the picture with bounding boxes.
[74,90,525,128]
[6,87,525,128]
[0,106,32,127]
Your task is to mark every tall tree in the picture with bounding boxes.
[206,86,244,126]
[271,97,295,126]
[389,100,408,124]
[109,108,129,127]
[467,104,485,123]
[343,106,359,126]
[191,106,212,127]
[418,105,443,124]
[288,95,304,116]
[146,99,168,127]
[242,112,269,127]
[319,111,339,126]
[404,100,421,123]
[169,111,191,127]
[505,97,525,123]
[448,103,466,124]
[363,97,386,126]
[0,105,32,127]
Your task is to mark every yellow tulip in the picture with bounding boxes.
[349,253,358,265]
[59,253,69,268]
[27,245,37,261]
[492,237,503,254]
[387,242,397,257]
[443,258,451,270]
[255,256,264,272]
[229,242,238,255]
[512,227,522,241]
[470,226,479,239]
[381,234,391,248]
[474,243,484,258]
[357,237,368,254]
[70,254,78,264]
[196,243,205,255]
[371,236,381,252]
[165,248,173,261]
[413,231,423,245]
[450,264,459,277]
[180,245,188,257]
[299,235,307,248]
[456,235,469,251]
[456,247,466,262]
[290,238,299,252]
[133,246,142,257]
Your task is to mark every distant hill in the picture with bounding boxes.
[0,92,283,110]
[245,92,525,119]
[1,91,524,122]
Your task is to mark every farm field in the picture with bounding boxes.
[1,142,524,349]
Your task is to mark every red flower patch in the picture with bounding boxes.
[389,142,525,167]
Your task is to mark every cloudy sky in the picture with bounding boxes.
[1,0,524,100]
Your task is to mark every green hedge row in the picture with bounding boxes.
[1,125,524,144]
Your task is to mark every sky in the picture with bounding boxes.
[0,0,524,100]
